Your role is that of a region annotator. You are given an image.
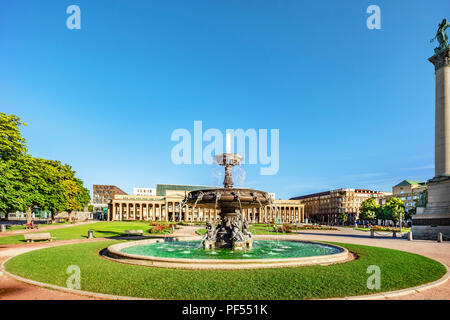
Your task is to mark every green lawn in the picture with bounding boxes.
[0,221,171,245]
[4,240,446,299]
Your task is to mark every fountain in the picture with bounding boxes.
[105,147,351,269]
[184,152,269,250]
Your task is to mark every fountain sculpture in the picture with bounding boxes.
[184,153,270,250]
[106,146,350,269]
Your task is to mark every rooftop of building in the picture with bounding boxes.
[393,180,427,188]
[290,188,390,200]
[93,184,127,192]
[156,184,213,196]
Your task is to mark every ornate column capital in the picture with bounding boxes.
[429,48,450,71]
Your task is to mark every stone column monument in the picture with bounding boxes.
[412,19,450,240]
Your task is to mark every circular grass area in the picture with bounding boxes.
[4,240,446,300]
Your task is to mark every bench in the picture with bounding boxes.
[25,224,39,230]
[24,233,54,243]
[124,230,144,236]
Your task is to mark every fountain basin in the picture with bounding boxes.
[185,188,270,209]
[105,237,350,269]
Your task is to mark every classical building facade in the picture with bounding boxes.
[391,180,427,212]
[291,189,391,224]
[93,185,127,205]
[108,184,304,223]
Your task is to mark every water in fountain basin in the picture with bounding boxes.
[120,240,342,260]
[268,198,283,244]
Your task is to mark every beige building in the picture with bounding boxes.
[391,180,427,213]
[291,189,391,224]
[108,184,304,224]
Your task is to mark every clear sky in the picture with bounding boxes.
[1,0,448,198]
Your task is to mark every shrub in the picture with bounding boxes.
[370,226,407,232]
[276,224,293,233]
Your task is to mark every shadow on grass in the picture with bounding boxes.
[88,230,126,238]
[83,229,173,241]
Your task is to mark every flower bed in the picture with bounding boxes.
[149,222,176,234]
[273,224,338,232]
[370,226,411,232]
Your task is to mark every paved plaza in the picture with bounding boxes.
[0,225,448,300]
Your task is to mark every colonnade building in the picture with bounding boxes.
[107,184,304,223]
[291,188,391,224]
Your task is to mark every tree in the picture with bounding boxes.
[384,197,405,224]
[60,164,90,220]
[376,206,386,224]
[359,198,379,223]
[0,113,91,222]
[0,159,28,214]
[11,156,67,222]
[0,113,27,160]
[0,155,91,221]
[339,211,348,225]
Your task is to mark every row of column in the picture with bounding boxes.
[110,201,304,223]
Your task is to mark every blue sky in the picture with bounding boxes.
[1,0,448,198]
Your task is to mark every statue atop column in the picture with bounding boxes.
[431,18,450,54]
[413,18,450,240]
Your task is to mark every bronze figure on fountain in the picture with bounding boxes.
[185,153,270,250]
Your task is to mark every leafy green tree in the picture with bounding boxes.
[11,156,67,222]
[384,197,405,224]
[0,113,27,160]
[339,211,348,225]
[0,113,91,222]
[359,198,379,223]
[61,165,90,220]
[0,159,28,214]
[376,206,386,224]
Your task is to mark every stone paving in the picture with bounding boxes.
[260,227,450,300]
[0,225,448,300]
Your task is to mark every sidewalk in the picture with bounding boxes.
[0,226,448,300]
[0,237,110,300]
[259,231,450,300]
